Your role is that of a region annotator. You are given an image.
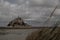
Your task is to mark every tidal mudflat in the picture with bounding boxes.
[0,29,38,40]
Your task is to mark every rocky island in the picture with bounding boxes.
[7,17,31,28]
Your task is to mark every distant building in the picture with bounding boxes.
[7,17,31,28]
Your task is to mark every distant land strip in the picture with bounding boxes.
[0,27,60,29]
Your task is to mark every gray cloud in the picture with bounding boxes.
[0,0,60,26]
[29,0,60,8]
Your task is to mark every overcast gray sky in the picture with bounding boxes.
[0,0,60,26]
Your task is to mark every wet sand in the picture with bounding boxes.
[0,29,38,40]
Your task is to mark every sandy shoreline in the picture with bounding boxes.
[0,29,38,40]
